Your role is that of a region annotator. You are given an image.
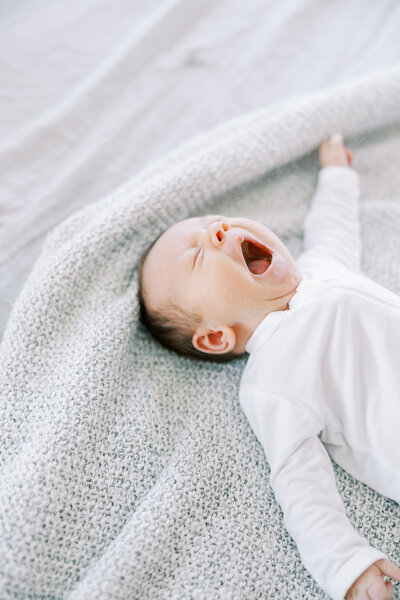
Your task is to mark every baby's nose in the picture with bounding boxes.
[208,221,230,246]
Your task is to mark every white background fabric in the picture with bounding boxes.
[1,0,400,336]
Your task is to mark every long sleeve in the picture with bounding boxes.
[302,166,362,274]
[239,385,386,600]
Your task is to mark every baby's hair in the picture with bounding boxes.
[137,233,240,362]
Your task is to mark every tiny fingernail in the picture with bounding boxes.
[331,132,343,142]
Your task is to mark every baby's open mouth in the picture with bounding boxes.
[241,239,273,275]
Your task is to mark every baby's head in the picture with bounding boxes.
[138,214,302,361]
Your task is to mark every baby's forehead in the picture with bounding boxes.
[147,216,201,266]
[143,216,207,308]
[159,216,200,247]
[168,215,199,232]
[170,214,210,230]
[147,214,214,273]
[165,213,222,236]
[152,214,226,260]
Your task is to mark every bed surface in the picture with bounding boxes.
[1,0,400,336]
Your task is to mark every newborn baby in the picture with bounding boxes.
[138,134,400,600]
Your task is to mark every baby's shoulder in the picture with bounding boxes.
[296,250,363,284]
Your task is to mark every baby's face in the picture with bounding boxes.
[142,214,302,352]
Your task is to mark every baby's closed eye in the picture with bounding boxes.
[193,248,204,269]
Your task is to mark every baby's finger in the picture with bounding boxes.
[330,132,343,144]
[345,149,353,165]
[384,580,394,598]
[367,578,393,600]
[376,559,400,581]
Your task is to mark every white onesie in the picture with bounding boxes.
[239,166,400,600]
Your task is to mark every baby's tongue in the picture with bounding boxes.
[247,258,270,274]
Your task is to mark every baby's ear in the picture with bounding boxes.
[192,326,236,354]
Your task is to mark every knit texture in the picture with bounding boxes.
[1,65,400,599]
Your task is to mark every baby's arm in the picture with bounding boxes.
[240,386,396,600]
[302,133,362,273]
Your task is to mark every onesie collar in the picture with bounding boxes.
[245,310,285,354]
[245,274,325,353]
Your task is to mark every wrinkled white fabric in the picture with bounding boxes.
[1,0,400,336]
[241,167,400,600]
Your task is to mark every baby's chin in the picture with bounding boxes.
[257,256,301,297]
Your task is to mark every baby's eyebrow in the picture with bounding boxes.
[181,214,214,252]
[193,215,209,228]
[185,217,207,244]
[179,246,198,276]
[178,214,220,274]
[177,220,206,272]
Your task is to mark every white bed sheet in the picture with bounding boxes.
[1,0,399,336]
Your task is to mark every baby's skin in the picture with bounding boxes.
[346,559,400,600]
[142,134,400,599]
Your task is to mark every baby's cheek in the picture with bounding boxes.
[217,270,248,312]
[195,260,249,321]
[198,273,231,318]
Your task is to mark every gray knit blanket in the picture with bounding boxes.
[1,66,400,600]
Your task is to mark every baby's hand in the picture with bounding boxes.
[319,132,353,167]
[345,559,400,600]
